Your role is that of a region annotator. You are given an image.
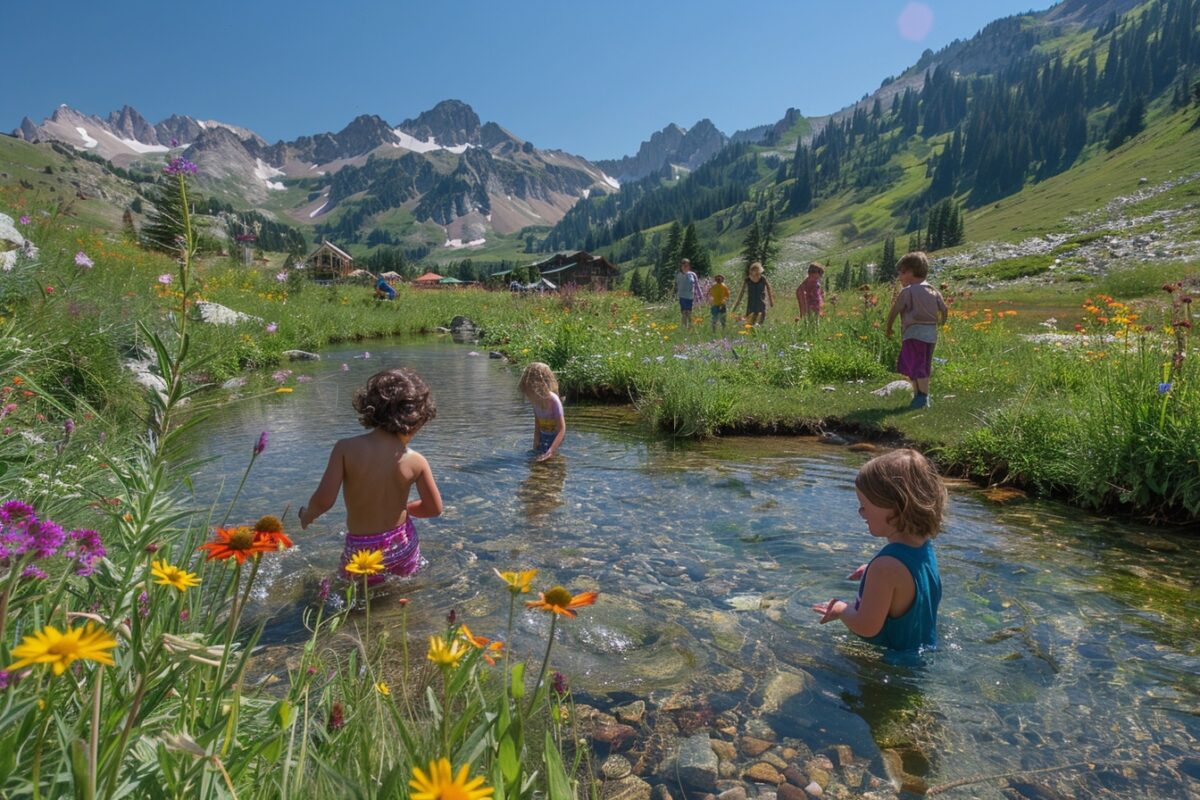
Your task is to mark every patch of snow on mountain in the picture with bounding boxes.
[582,189,590,199]
[120,137,169,154]
[444,237,486,249]
[393,130,443,153]
[602,173,620,190]
[444,143,471,154]
[308,200,329,218]
[197,120,208,129]
[254,159,286,191]
[75,127,98,149]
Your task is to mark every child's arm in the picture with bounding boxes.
[536,412,566,462]
[884,297,903,338]
[796,285,807,315]
[299,442,345,529]
[406,452,443,518]
[731,282,745,311]
[937,293,949,326]
[766,279,775,308]
[531,414,540,452]
[812,557,907,637]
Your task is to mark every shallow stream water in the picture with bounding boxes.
[187,338,1199,798]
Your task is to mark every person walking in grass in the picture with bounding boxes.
[885,252,948,410]
[732,261,774,326]
[708,274,731,334]
[796,262,825,319]
[674,258,700,330]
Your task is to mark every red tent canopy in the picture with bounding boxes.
[413,271,445,283]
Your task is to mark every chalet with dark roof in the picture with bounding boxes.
[305,240,355,281]
[529,251,619,289]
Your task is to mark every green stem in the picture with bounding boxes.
[89,670,102,800]
[503,593,516,698]
[525,613,558,718]
[361,575,370,654]
[220,453,259,527]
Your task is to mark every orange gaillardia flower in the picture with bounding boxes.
[199,526,268,563]
[253,515,293,551]
[458,623,504,665]
[526,586,598,618]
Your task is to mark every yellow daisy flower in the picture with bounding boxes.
[7,623,117,676]
[410,758,493,800]
[376,681,390,696]
[493,568,538,594]
[151,559,201,592]
[344,549,385,576]
[426,635,469,668]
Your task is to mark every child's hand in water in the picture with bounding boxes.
[847,563,869,581]
[535,450,554,462]
[298,507,310,530]
[811,599,848,624]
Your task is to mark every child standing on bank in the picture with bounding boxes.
[796,262,825,319]
[732,261,774,326]
[299,368,443,582]
[812,448,946,653]
[885,252,948,409]
[520,362,565,461]
[708,274,731,333]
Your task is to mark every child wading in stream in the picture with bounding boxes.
[520,362,566,461]
[299,367,443,582]
[812,448,945,654]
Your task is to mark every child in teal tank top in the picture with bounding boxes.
[812,449,946,653]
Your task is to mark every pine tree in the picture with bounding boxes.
[757,206,779,270]
[854,262,870,287]
[837,260,852,291]
[629,269,643,297]
[121,208,137,242]
[878,235,898,282]
[741,219,761,275]
[680,223,705,274]
[656,221,683,295]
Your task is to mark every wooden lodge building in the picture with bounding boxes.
[503,251,619,290]
[305,240,355,281]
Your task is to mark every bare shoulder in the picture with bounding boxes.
[401,448,430,469]
[866,556,914,586]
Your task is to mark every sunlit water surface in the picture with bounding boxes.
[186,339,1199,798]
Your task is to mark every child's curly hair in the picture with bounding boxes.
[897,251,930,279]
[518,362,558,399]
[855,448,946,539]
[352,368,437,435]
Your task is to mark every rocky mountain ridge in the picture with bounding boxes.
[594,119,728,183]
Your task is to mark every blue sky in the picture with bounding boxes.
[5,0,1054,159]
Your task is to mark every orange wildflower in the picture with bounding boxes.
[526,586,598,618]
[458,623,504,665]
[199,526,270,563]
[253,515,293,551]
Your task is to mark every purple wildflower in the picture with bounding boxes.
[275,271,288,283]
[0,670,8,690]
[63,418,75,437]
[163,157,198,176]
[74,251,94,269]
[18,215,30,225]
[1,403,16,418]
[254,431,269,456]
[30,517,66,559]
[1158,382,1172,394]
[170,138,179,148]
[179,608,189,621]
[297,375,313,383]
[22,565,47,580]
[65,528,104,576]
[318,578,331,603]
[266,322,278,334]
[138,591,150,618]
[158,273,173,285]
[271,369,292,384]
[551,671,568,696]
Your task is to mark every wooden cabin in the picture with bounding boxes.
[306,241,355,281]
[531,251,619,290]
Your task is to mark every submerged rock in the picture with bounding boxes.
[600,775,651,800]
[601,754,633,780]
[283,350,320,361]
[672,733,719,791]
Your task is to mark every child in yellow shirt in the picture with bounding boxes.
[709,274,731,333]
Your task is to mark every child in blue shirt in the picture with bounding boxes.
[812,448,946,653]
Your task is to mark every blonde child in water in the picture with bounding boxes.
[812,448,946,653]
[299,368,443,583]
[520,362,565,461]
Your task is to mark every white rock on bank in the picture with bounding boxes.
[194,301,263,326]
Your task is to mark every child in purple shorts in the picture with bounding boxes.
[299,368,444,582]
[885,252,948,410]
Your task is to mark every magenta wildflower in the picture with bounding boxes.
[158,273,173,285]
[254,431,269,456]
[179,608,189,622]
[0,670,9,690]
[1,403,16,418]
[22,565,47,580]
[74,252,94,269]
[63,418,75,437]
[18,215,30,225]
[318,577,331,603]
[170,137,179,147]
[266,322,278,334]
[272,369,292,384]
[552,671,568,696]
[138,591,150,618]
[163,157,198,176]
[328,702,345,732]
[65,528,104,576]
[275,271,288,283]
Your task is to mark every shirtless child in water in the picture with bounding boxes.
[299,368,443,582]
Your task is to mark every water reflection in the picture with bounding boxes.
[184,338,1200,798]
